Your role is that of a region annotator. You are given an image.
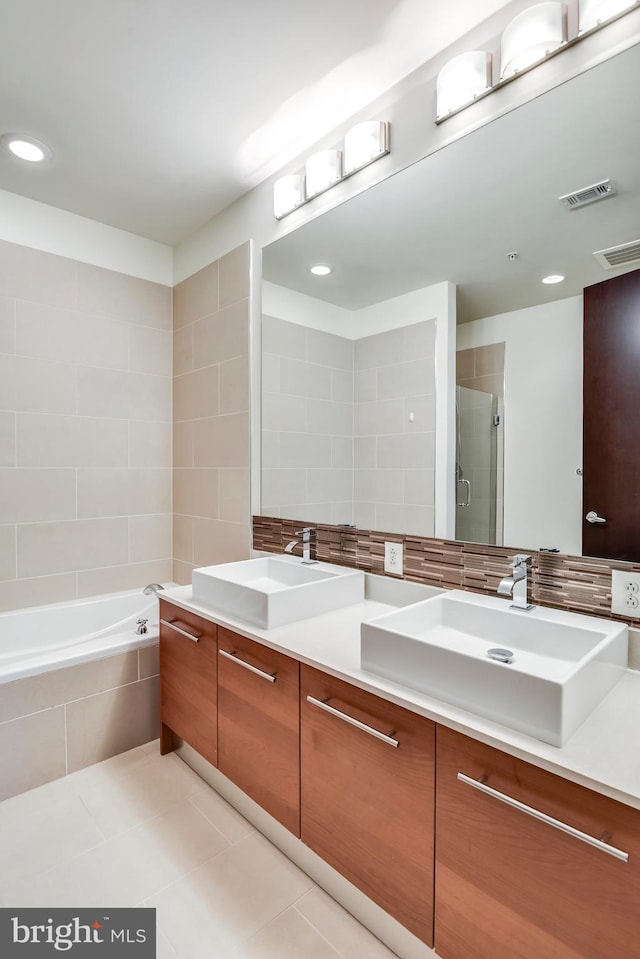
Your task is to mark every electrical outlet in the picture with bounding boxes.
[384,541,403,576]
[611,569,640,615]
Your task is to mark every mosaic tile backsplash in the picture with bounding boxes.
[252,515,640,628]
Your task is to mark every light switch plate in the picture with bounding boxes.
[611,569,640,616]
[384,541,403,576]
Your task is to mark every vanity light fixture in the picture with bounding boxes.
[542,273,565,283]
[343,121,390,175]
[500,2,567,80]
[305,150,343,199]
[1,133,52,162]
[436,51,492,119]
[309,264,333,276]
[579,0,638,32]
[273,174,306,219]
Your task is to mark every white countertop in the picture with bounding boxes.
[162,581,640,812]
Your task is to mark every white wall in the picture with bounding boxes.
[457,296,583,554]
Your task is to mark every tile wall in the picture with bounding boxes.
[0,240,172,612]
[172,243,251,584]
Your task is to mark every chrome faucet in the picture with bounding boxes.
[143,583,165,596]
[284,527,318,565]
[497,554,535,610]
[136,618,149,635]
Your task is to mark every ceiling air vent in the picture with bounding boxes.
[593,239,640,270]
[559,179,616,209]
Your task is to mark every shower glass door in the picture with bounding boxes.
[455,385,503,546]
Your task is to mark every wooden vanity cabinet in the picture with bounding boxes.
[159,600,218,766]
[300,665,436,946]
[435,726,640,959]
[217,627,301,835]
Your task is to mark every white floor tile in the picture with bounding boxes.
[230,907,342,959]
[296,887,399,959]
[189,787,255,845]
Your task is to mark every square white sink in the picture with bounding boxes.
[192,555,364,629]
[361,589,628,746]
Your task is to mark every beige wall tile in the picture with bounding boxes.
[475,342,505,376]
[130,514,172,564]
[172,559,194,585]
[0,469,76,524]
[0,707,67,801]
[17,414,129,468]
[77,468,171,518]
[193,413,249,467]
[193,299,248,367]
[173,468,219,519]
[173,514,194,564]
[305,328,353,371]
[377,432,434,470]
[307,399,353,437]
[18,518,129,577]
[66,677,160,773]
[75,313,130,369]
[129,326,172,376]
[262,393,306,432]
[355,329,404,371]
[403,319,436,359]
[262,314,306,360]
[377,359,434,399]
[139,644,159,679]
[0,525,16,580]
[127,372,172,422]
[0,412,15,466]
[16,301,129,371]
[261,469,307,508]
[77,263,171,329]
[219,355,249,414]
[0,240,75,309]
[0,354,76,414]
[77,559,171,597]
[173,367,219,422]
[77,367,129,418]
[193,518,249,567]
[172,419,194,467]
[456,348,475,381]
[219,468,250,524]
[173,324,194,376]
[219,242,249,308]
[173,261,218,329]
[129,420,172,468]
[354,398,403,436]
[0,652,139,723]
[0,295,15,353]
[404,469,435,506]
[0,573,77,613]
[279,358,331,400]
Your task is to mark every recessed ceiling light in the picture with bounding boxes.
[1,134,52,162]
[542,274,565,284]
[309,264,333,276]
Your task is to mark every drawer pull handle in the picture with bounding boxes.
[219,649,276,683]
[306,696,399,748]
[457,773,629,863]
[160,618,202,643]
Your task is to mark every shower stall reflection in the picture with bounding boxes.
[455,385,503,546]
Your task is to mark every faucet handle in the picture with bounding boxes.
[512,553,532,568]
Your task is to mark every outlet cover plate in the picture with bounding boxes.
[611,569,640,616]
[384,541,403,576]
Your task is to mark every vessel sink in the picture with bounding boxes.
[192,555,364,629]
[361,589,628,746]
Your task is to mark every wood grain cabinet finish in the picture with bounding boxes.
[217,627,301,836]
[159,600,217,766]
[301,665,436,946]
[435,726,640,959]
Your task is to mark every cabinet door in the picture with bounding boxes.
[301,665,435,946]
[218,627,300,835]
[159,600,217,766]
[435,726,640,959]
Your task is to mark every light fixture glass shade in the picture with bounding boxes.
[436,51,492,118]
[579,0,636,32]
[343,121,389,175]
[500,2,566,80]
[305,150,343,198]
[273,174,305,219]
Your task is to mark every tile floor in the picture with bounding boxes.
[0,741,398,959]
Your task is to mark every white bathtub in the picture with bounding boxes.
[0,587,163,684]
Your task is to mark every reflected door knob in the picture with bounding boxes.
[585,510,607,524]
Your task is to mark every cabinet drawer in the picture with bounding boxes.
[435,726,640,959]
[159,601,217,766]
[301,665,435,946]
[218,628,300,835]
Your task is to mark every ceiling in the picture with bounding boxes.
[262,43,640,322]
[0,0,510,246]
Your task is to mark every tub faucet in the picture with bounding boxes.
[136,618,149,635]
[284,527,318,565]
[497,554,535,611]
[143,583,165,596]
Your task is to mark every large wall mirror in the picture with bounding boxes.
[259,43,640,561]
